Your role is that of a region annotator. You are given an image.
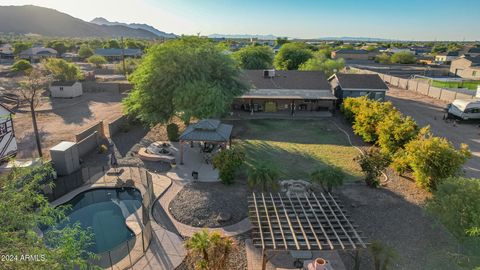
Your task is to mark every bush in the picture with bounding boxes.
[166,123,179,142]
[185,229,235,270]
[87,55,107,68]
[352,100,394,143]
[247,163,279,191]
[310,166,345,193]
[427,177,480,239]
[11,59,32,72]
[376,111,418,155]
[212,148,245,185]
[341,96,368,122]
[375,53,391,64]
[396,127,471,190]
[355,147,390,188]
[44,58,83,81]
[390,52,416,64]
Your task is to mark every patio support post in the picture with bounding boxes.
[250,98,254,115]
[179,140,184,165]
[262,248,268,270]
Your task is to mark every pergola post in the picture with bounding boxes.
[179,140,184,165]
[262,248,268,270]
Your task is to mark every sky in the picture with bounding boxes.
[0,0,479,41]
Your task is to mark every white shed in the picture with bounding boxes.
[50,81,83,98]
[0,103,17,161]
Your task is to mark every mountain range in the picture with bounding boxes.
[0,5,175,39]
[208,34,279,40]
[90,17,176,39]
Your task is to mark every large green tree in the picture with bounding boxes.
[123,37,247,125]
[78,44,94,59]
[233,45,274,70]
[299,51,345,77]
[0,163,95,270]
[274,42,313,70]
[44,58,83,81]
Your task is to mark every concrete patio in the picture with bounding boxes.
[167,142,220,182]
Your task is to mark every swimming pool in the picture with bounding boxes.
[58,187,142,253]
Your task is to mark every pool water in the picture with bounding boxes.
[58,188,142,253]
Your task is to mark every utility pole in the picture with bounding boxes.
[121,36,127,76]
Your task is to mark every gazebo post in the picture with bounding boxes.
[179,140,184,165]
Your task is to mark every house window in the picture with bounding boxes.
[473,71,478,77]
[60,87,64,91]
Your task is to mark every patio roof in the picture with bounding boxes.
[248,192,366,251]
[179,119,233,142]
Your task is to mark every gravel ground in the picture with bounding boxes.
[169,180,249,228]
[337,181,461,270]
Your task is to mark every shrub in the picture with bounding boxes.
[11,59,32,72]
[369,241,398,270]
[375,53,391,64]
[44,58,83,81]
[341,96,368,122]
[396,127,471,190]
[87,55,107,68]
[247,163,279,192]
[352,100,394,143]
[376,111,418,156]
[391,51,416,64]
[310,166,345,193]
[212,148,245,185]
[427,177,480,239]
[355,147,390,188]
[185,229,235,270]
[166,123,179,142]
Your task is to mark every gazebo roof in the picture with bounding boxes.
[179,119,233,142]
[249,192,367,251]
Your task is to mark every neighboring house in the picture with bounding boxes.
[19,47,57,62]
[449,56,480,80]
[435,51,459,64]
[94,48,142,61]
[416,55,435,65]
[0,44,15,61]
[273,44,282,54]
[465,47,480,58]
[234,69,337,114]
[50,81,83,98]
[409,46,432,55]
[328,73,389,102]
[386,47,415,54]
[0,103,17,161]
[331,49,376,60]
[61,52,80,62]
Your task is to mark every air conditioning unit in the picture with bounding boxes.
[263,69,275,78]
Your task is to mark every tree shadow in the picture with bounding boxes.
[111,123,150,157]
[16,128,50,158]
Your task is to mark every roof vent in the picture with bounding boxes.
[263,69,275,78]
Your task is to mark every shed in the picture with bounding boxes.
[328,73,388,102]
[50,141,80,175]
[50,81,83,98]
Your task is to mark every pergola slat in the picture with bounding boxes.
[249,192,366,252]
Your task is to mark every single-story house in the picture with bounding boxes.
[385,48,415,55]
[50,81,83,98]
[233,70,337,115]
[61,52,80,62]
[0,103,17,161]
[328,73,389,102]
[465,47,480,58]
[449,56,480,80]
[331,49,376,60]
[94,48,142,61]
[435,51,459,64]
[19,47,57,62]
[0,44,14,61]
[409,46,432,55]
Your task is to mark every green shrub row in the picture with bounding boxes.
[341,97,471,190]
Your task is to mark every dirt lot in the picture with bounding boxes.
[14,91,124,158]
[386,87,480,178]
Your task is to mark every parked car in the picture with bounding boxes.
[447,99,480,120]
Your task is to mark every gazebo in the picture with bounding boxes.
[249,192,367,270]
[178,119,233,164]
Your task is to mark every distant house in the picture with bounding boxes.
[386,48,415,55]
[331,49,376,60]
[61,52,80,62]
[328,73,389,102]
[273,44,282,54]
[49,81,83,98]
[233,69,337,115]
[435,51,459,64]
[409,46,432,55]
[0,103,17,161]
[416,55,435,65]
[94,48,142,61]
[465,47,480,58]
[19,47,57,62]
[0,44,14,61]
[449,56,480,80]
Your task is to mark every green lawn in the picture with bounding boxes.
[430,80,480,90]
[233,119,363,182]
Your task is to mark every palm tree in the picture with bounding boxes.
[310,166,345,193]
[185,229,235,270]
[247,163,279,192]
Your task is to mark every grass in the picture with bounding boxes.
[430,80,480,90]
[233,119,363,182]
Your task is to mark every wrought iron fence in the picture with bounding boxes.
[45,166,155,270]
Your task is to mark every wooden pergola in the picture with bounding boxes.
[178,119,233,164]
[248,192,367,270]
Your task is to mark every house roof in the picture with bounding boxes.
[241,70,331,90]
[241,89,336,100]
[462,56,480,66]
[330,73,388,90]
[333,49,368,54]
[179,119,233,142]
[438,51,459,56]
[19,47,57,56]
[94,48,142,57]
[467,47,480,54]
[51,81,78,87]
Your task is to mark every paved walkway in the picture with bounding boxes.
[169,142,220,183]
